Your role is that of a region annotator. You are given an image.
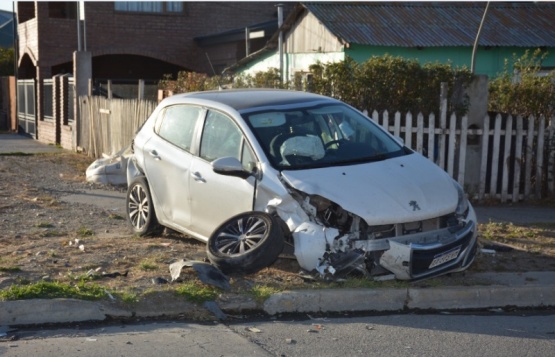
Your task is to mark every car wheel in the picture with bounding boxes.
[126,177,161,236]
[206,212,285,275]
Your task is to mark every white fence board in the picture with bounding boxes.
[512,116,524,203]
[501,115,513,202]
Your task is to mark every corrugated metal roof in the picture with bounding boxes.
[303,2,555,47]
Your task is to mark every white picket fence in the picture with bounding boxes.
[365,109,555,202]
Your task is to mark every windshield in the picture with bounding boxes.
[244,103,409,170]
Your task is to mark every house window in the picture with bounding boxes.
[114,2,183,13]
[48,2,77,19]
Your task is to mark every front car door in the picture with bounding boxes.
[188,109,257,239]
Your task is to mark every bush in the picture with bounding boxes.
[488,48,555,118]
[159,55,475,116]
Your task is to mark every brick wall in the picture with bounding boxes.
[18,2,284,75]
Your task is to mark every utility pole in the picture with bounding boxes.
[471,1,490,74]
[277,3,284,84]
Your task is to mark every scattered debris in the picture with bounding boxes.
[311,323,324,330]
[152,277,169,285]
[482,243,514,252]
[86,146,131,186]
[103,271,128,278]
[246,327,262,333]
[104,290,115,301]
[307,314,330,322]
[489,308,504,313]
[169,259,230,291]
[203,301,227,320]
[286,338,296,344]
[373,274,396,282]
[480,248,496,255]
[87,270,128,279]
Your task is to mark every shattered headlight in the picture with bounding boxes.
[453,180,469,217]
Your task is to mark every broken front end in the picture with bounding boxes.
[272,186,478,282]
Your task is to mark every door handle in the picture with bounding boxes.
[191,171,206,183]
[149,150,161,160]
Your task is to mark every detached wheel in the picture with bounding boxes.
[207,212,285,275]
[126,177,161,236]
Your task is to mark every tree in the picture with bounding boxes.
[0,47,15,76]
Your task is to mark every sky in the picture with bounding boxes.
[0,1,14,13]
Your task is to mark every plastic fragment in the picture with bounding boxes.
[311,324,324,330]
[246,327,262,333]
[104,290,115,301]
[373,274,395,281]
[152,277,168,284]
[203,301,227,320]
[286,338,296,344]
[169,259,230,290]
[101,271,128,278]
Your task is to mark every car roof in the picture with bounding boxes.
[164,89,338,112]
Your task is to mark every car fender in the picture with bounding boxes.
[126,157,143,186]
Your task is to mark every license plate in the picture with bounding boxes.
[429,246,461,268]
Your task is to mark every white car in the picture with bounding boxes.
[126,89,477,280]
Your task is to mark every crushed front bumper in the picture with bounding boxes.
[379,219,478,281]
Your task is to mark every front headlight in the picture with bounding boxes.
[453,180,469,217]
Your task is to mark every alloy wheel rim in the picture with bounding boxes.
[215,216,267,255]
[128,185,149,230]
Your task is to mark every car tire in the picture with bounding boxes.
[126,177,161,236]
[206,212,285,275]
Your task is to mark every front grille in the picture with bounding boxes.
[410,226,474,276]
[367,212,457,240]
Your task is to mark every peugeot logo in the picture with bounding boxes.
[409,200,421,211]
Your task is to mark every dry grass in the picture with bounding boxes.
[1,152,555,302]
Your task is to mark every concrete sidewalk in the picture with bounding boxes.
[0,133,64,154]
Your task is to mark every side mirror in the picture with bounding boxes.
[212,157,252,179]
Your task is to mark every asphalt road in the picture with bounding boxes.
[2,313,555,357]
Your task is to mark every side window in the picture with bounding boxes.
[241,141,256,171]
[200,111,243,162]
[157,105,202,152]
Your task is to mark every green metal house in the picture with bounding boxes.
[226,2,555,80]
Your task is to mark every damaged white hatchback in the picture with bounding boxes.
[126,89,478,281]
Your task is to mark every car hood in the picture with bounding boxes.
[280,153,458,225]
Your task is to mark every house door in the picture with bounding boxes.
[17,79,36,138]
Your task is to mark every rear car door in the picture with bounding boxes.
[189,109,257,239]
[143,104,204,229]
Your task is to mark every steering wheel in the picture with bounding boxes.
[324,139,348,149]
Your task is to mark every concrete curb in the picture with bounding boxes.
[1,299,131,326]
[2,272,555,326]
